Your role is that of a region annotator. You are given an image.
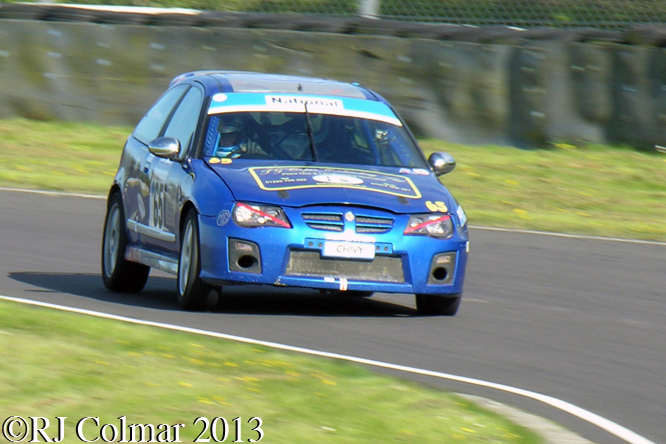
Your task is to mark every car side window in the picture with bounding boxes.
[163,87,204,157]
[133,85,188,145]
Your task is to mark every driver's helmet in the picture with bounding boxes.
[216,116,243,156]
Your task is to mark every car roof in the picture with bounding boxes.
[169,71,379,101]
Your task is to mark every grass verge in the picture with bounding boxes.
[0,300,541,443]
[421,139,666,242]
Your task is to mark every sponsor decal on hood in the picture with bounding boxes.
[248,166,422,199]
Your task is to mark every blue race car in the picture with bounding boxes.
[102,71,469,315]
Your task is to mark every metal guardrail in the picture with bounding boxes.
[2,2,666,47]
[0,3,664,151]
[6,0,666,30]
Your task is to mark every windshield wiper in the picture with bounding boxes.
[303,102,319,162]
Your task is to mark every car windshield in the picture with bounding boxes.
[203,112,428,168]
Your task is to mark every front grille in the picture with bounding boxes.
[302,213,344,232]
[355,215,394,234]
[285,251,405,283]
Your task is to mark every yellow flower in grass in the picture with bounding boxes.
[237,376,259,382]
[178,382,193,388]
[260,359,285,367]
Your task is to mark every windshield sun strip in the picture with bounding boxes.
[207,105,402,126]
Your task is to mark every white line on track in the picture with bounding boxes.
[0,295,656,444]
[0,187,105,200]
[470,225,666,247]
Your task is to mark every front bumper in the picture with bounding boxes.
[198,209,468,295]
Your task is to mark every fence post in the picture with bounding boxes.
[358,0,381,18]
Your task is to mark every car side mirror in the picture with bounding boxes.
[428,152,456,176]
[148,137,181,160]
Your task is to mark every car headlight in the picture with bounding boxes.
[404,214,454,239]
[233,203,292,228]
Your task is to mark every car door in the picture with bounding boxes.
[143,85,205,257]
[123,84,189,253]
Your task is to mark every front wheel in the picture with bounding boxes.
[415,294,461,316]
[177,209,216,310]
[101,192,149,292]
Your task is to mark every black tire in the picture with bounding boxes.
[102,192,150,292]
[415,294,461,316]
[177,209,215,310]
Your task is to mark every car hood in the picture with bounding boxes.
[207,160,458,214]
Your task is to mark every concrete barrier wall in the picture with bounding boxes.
[0,18,664,150]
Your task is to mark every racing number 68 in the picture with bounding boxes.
[193,417,263,442]
[149,180,167,230]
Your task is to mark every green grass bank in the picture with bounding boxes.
[0,300,542,443]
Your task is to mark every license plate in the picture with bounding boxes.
[323,241,375,259]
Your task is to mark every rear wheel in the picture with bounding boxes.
[101,192,149,292]
[177,209,215,310]
[415,294,461,316]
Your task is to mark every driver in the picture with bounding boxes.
[215,115,267,158]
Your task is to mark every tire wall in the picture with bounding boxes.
[1,19,665,150]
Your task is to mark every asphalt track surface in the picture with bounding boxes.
[1,189,664,444]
